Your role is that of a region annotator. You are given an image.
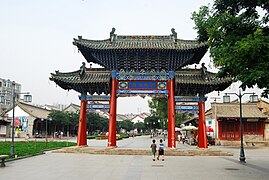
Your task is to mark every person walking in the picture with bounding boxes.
[150,139,157,161]
[157,139,165,161]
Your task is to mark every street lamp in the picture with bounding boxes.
[224,89,258,163]
[211,97,221,140]
[41,118,51,148]
[10,81,32,157]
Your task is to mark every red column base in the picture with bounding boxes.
[198,101,208,148]
[77,100,87,146]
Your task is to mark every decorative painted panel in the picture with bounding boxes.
[117,89,168,95]
[129,81,156,89]
[175,105,199,111]
[87,104,110,109]
[116,69,169,81]
[79,95,110,101]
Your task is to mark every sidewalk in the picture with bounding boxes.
[52,135,232,156]
[1,135,269,180]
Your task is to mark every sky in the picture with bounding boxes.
[0,0,266,114]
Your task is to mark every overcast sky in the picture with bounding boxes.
[0,0,265,114]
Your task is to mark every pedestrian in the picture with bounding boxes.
[178,133,181,144]
[157,139,165,161]
[150,139,157,161]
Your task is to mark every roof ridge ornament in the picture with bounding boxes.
[110,27,116,42]
[171,28,177,40]
[79,62,86,78]
[201,63,207,78]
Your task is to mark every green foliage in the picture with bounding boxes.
[48,110,69,127]
[133,122,145,132]
[48,111,109,134]
[147,97,167,129]
[147,97,195,129]
[148,97,167,119]
[175,113,192,127]
[87,112,108,133]
[192,0,269,97]
[117,119,134,131]
[95,135,107,140]
[144,115,160,129]
[86,136,96,139]
[119,134,129,138]
[0,141,76,159]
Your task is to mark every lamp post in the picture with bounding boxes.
[211,97,221,140]
[163,119,166,141]
[41,118,49,148]
[10,81,32,157]
[224,89,258,163]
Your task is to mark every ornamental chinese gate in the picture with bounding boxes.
[50,28,233,149]
[175,96,208,148]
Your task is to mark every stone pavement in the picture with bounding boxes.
[1,135,269,180]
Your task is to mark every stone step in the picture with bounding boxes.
[52,147,233,156]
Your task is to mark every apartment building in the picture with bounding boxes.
[0,78,22,114]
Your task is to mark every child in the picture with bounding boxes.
[150,139,157,161]
[157,139,165,161]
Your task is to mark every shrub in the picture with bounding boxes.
[87,136,96,139]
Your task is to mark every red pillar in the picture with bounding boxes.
[198,100,208,148]
[108,75,117,147]
[167,75,176,148]
[77,99,87,146]
[167,80,171,147]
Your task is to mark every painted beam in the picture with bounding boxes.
[117,90,168,95]
[174,96,207,102]
[79,95,110,101]
[175,105,199,111]
[87,104,110,109]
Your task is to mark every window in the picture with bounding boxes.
[243,122,262,135]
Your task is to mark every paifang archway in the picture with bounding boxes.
[50,28,233,148]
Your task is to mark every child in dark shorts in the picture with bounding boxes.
[157,139,164,161]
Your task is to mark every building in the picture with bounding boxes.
[0,114,11,137]
[206,101,268,146]
[3,101,51,138]
[256,99,269,141]
[131,113,150,123]
[0,78,22,114]
[63,103,80,113]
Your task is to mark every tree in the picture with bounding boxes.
[66,112,79,136]
[86,112,108,133]
[192,0,269,97]
[144,115,160,130]
[148,97,167,126]
[134,122,146,133]
[48,110,70,134]
[117,119,134,132]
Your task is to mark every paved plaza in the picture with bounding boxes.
[1,136,269,180]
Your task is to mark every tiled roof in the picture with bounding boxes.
[50,68,111,95]
[174,68,233,95]
[17,101,51,119]
[73,35,206,50]
[63,103,80,112]
[50,67,233,96]
[117,114,129,121]
[207,103,268,119]
[73,29,208,71]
